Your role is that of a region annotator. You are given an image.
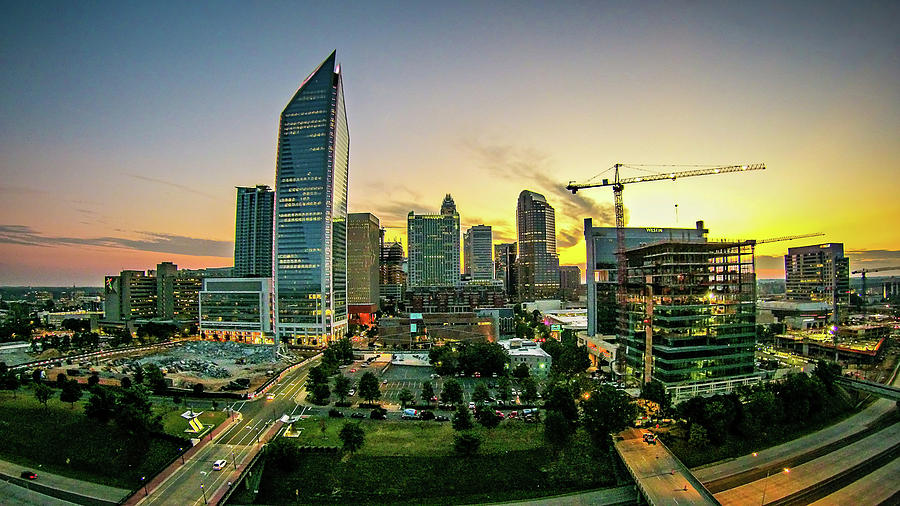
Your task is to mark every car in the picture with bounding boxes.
[430,374,439,379]
[328,409,345,418]
[643,433,657,445]
[468,402,476,410]
[508,411,518,419]
[20,471,37,480]
[266,393,275,400]
[473,372,481,378]
[360,363,368,368]
[496,399,505,406]
[382,379,388,385]
[349,368,357,373]
[348,389,356,396]
[212,460,227,471]
[435,415,450,421]
[495,410,505,419]
[350,412,366,419]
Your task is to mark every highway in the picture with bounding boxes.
[136,356,319,506]
[809,455,900,505]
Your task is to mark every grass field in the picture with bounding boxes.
[253,421,615,504]
[159,407,228,437]
[0,386,205,488]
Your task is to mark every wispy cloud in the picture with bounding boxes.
[0,225,232,257]
[123,174,217,200]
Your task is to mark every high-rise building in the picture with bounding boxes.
[495,242,517,300]
[234,185,274,278]
[622,241,759,401]
[559,265,582,301]
[274,52,349,346]
[199,277,274,344]
[407,194,460,287]
[347,213,381,323]
[516,190,559,301]
[380,240,406,312]
[784,244,850,321]
[583,219,709,336]
[464,225,494,281]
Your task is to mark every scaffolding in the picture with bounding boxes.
[620,241,759,392]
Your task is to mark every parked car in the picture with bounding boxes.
[382,379,388,385]
[348,389,356,396]
[495,410,505,419]
[468,402,476,410]
[507,411,518,419]
[328,409,345,418]
[401,408,420,420]
[212,460,227,471]
[349,368,357,373]
[266,393,275,400]
[435,415,450,422]
[350,412,366,419]
[20,471,37,480]
[473,372,481,378]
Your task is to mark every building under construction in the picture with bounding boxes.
[621,240,760,400]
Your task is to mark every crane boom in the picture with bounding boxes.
[566,163,765,192]
[851,266,900,275]
[752,232,824,245]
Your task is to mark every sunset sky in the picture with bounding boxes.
[1,1,898,286]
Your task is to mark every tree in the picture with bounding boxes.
[544,409,573,451]
[308,365,329,387]
[132,365,144,385]
[476,408,501,429]
[814,360,842,392]
[32,369,43,383]
[142,364,167,394]
[641,379,671,413]
[192,382,205,395]
[544,383,578,427]
[513,363,530,379]
[689,424,709,448]
[34,382,52,406]
[441,379,463,405]
[472,383,490,405]
[85,387,119,424]
[60,380,83,408]
[521,377,539,404]
[580,386,638,447]
[56,373,67,385]
[0,369,19,398]
[119,375,132,389]
[115,384,162,435]
[497,376,511,401]
[266,438,301,470]
[452,403,474,431]
[453,432,482,456]
[333,375,351,403]
[87,372,100,388]
[310,382,331,405]
[339,422,365,454]
[398,388,414,408]
[358,371,381,404]
[421,381,435,405]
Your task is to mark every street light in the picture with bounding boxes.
[200,483,207,504]
[179,447,185,464]
[761,467,789,505]
[232,449,237,470]
[141,476,148,496]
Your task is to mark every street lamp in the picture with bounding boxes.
[179,447,185,464]
[141,476,148,496]
[200,483,207,504]
[232,449,237,470]
[761,467,789,505]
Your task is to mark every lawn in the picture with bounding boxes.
[159,407,228,437]
[0,386,188,489]
[253,421,616,504]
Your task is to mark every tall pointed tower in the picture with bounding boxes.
[274,52,349,346]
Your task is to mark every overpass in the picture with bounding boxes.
[836,376,900,402]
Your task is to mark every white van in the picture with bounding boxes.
[212,460,227,471]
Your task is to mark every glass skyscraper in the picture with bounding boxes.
[274,51,349,346]
[234,185,274,278]
[516,190,559,301]
[408,194,460,287]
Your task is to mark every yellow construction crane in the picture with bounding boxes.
[566,162,765,383]
[750,232,824,245]
[851,265,900,309]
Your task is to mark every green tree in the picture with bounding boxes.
[56,373,67,385]
[814,360,842,392]
[544,409,573,451]
[339,422,365,454]
[689,424,709,448]
[521,377,539,404]
[115,384,162,435]
[0,367,19,398]
[398,388,414,408]
[641,379,671,413]
[476,408,501,428]
[544,383,578,427]
[452,403,474,431]
[266,438,301,470]
[308,364,329,386]
[192,382,205,395]
[441,378,463,405]
[497,376,511,401]
[580,385,638,447]
[358,371,381,404]
[453,432,482,456]
[132,365,144,385]
[310,382,331,405]
[33,382,52,406]
[333,375,351,403]
[472,383,490,405]
[87,372,100,388]
[513,363,530,379]
[421,381,435,405]
[85,387,119,424]
[60,380,83,408]
[142,364,167,394]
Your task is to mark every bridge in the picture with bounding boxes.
[836,376,900,402]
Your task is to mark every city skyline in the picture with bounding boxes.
[2,2,899,285]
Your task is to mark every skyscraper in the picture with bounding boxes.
[516,190,559,301]
[464,225,494,281]
[408,194,460,287]
[559,265,582,301]
[234,185,274,278]
[380,240,406,312]
[784,243,850,322]
[495,242,517,299]
[274,52,349,346]
[347,213,381,316]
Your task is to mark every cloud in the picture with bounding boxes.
[846,249,900,264]
[0,225,232,257]
[123,174,217,200]
[462,139,618,250]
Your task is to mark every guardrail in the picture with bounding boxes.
[9,340,183,372]
[248,352,322,400]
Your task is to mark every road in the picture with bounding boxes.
[809,454,900,505]
[0,456,129,504]
[136,356,319,506]
[0,479,78,506]
[715,422,900,505]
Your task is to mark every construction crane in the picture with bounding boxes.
[750,232,824,245]
[566,162,766,384]
[851,266,900,308]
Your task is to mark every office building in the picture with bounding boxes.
[621,241,760,401]
[234,185,274,277]
[380,240,406,311]
[500,339,552,377]
[199,277,274,344]
[784,244,850,322]
[103,270,156,324]
[464,225,494,281]
[495,242,517,300]
[407,194,460,287]
[559,265,582,301]
[347,213,381,324]
[516,190,559,301]
[584,219,709,336]
[406,284,506,313]
[274,51,349,346]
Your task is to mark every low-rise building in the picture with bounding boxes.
[500,338,551,377]
[199,277,273,344]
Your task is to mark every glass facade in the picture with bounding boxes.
[407,195,460,287]
[200,278,273,345]
[234,185,274,278]
[274,52,349,346]
[516,190,559,301]
[464,225,494,281]
[621,242,757,387]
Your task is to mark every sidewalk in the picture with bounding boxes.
[121,411,244,506]
[0,457,129,505]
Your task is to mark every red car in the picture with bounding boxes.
[349,368,357,373]
[20,471,37,480]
